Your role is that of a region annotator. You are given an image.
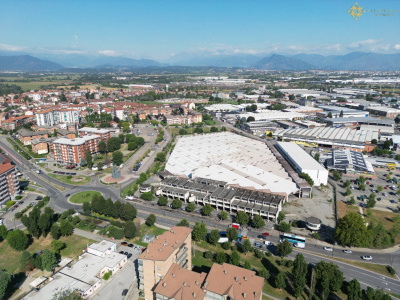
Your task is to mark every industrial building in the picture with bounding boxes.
[273,127,378,152]
[367,106,400,117]
[317,105,369,118]
[165,132,299,198]
[324,149,374,175]
[275,142,328,186]
[227,111,306,122]
[157,176,285,221]
[323,117,394,127]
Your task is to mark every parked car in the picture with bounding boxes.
[254,242,262,248]
[390,200,397,204]
[122,289,128,296]
[127,253,132,259]
[343,250,352,254]
[377,197,382,201]
[121,242,128,246]
[119,251,124,254]
[35,196,42,200]
[264,241,272,246]
[362,255,372,261]
[125,196,134,200]
[128,244,134,248]
[323,247,333,252]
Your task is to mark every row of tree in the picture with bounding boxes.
[85,194,137,221]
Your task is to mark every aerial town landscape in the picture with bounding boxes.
[0,1,400,300]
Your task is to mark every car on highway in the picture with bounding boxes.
[362,255,372,260]
[122,289,128,296]
[323,247,333,251]
[342,250,352,254]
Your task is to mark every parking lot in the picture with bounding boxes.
[340,168,400,212]
[51,170,77,176]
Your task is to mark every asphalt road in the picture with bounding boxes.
[2,134,400,293]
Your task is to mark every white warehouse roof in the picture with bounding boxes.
[165,132,299,196]
[276,142,326,171]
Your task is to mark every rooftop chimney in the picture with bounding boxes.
[193,293,196,298]
[243,293,246,299]
[224,270,228,275]
[183,282,187,287]
[244,276,248,281]
[195,281,199,286]
[235,277,238,282]
[163,282,167,287]
[172,274,176,278]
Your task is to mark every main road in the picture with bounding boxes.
[1,134,400,293]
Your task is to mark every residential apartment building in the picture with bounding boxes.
[25,240,127,300]
[51,135,99,166]
[36,108,79,127]
[138,226,192,300]
[31,139,50,154]
[156,176,284,221]
[1,115,31,130]
[0,163,19,204]
[78,127,111,142]
[17,129,49,145]
[163,111,202,125]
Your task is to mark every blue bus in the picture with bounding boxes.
[282,233,306,248]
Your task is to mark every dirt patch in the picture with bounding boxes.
[337,200,359,219]
[102,174,126,183]
[71,177,86,182]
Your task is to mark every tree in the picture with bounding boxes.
[208,229,220,245]
[86,150,93,168]
[0,270,11,300]
[27,207,41,238]
[60,220,73,236]
[210,126,218,132]
[99,140,107,153]
[20,250,34,271]
[51,223,60,240]
[82,202,91,214]
[347,279,362,300]
[141,192,154,201]
[236,211,250,225]
[146,214,156,227]
[156,152,166,162]
[38,213,52,236]
[348,196,356,205]
[359,183,366,191]
[345,187,352,196]
[292,254,308,298]
[344,180,351,188]
[257,267,270,280]
[0,225,7,240]
[176,219,190,227]
[42,250,58,271]
[186,202,196,212]
[315,261,343,299]
[220,211,228,220]
[226,227,238,242]
[241,239,252,255]
[118,133,125,144]
[277,222,291,232]
[172,199,182,209]
[111,201,122,219]
[51,240,65,254]
[339,110,344,117]
[314,152,320,162]
[229,250,240,266]
[157,196,168,206]
[107,137,121,152]
[300,172,314,186]
[179,129,187,135]
[112,151,123,166]
[202,204,213,216]
[277,211,286,223]
[192,222,207,242]
[243,261,251,270]
[89,222,96,232]
[252,215,265,228]
[124,221,136,239]
[367,192,376,208]
[335,212,369,247]
[214,251,227,264]
[6,229,29,251]
[332,170,341,181]
[327,112,333,118]
[119,203,137,221]
[275,272,286,290]
[371,139,378,145]
[128,141,138,151]
[377,185,383,192]
[277,240,292,257]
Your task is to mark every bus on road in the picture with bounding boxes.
[282,233,306,248]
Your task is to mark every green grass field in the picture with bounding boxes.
[133,224,167,247]
[69,191,101,204]
[48,173,91,185]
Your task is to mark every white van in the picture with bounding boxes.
[294,243,305,249]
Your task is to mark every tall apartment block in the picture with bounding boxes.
[138,226,192,300]
[78,127,111,142]
[51,135,100,166]
[36,109,79,127]
[0,163,19,204]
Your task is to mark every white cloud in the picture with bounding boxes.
[98,50,118,56]
[394,44,400,50]
[0,43,27,51]
[73,35,79,40]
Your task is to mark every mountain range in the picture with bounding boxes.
[1,52,400,71]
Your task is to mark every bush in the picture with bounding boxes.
[387,265,396,276]
[15,196,23,200]
[312,232,320,239]
[141,192,154,201]
[146,214,156,227]
[277,222,291,233]
[102,270,112,280]
[286,260,294,268]
[265,251,272,257]
[221,242,230,250]
[204,251,213,259]
[157,196,168,206]
[172,199,182,209]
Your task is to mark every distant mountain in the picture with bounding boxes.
[292,52,400,71]
[251,54,316,70]
[171,54,263,68]
[0,55,63,71]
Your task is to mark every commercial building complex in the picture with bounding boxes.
[0,162,19,204]
[367,106,400,117]
[51,135,100,166]
[78,127,111,142]
[274,127,378,152]
[324,149,375,175]
[317,105,369,118]
[275,142,328,186]
[25,240,127,300]
[165,132,299,198]
[157,176,284,221]
[139,227,264,300]
[323,117,394,127]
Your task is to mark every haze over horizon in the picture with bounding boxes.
[0,0,399,62]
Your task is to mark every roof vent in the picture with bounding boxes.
[224,270,228,275]
[235,277,239,282]
[146,249,149,253]
[172,273,176,278]
[163,282,167,287]
[183,282,187,287]
[156,236,159,239]
[243,293,246,299]
[159,248,162,252]
[244,276,248,281]
[163,242,168,246]
[175,241,179,244]
[193,292,196,298]
[204,281,208,287]
[195,281,199,286]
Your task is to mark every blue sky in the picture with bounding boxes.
[0,0,399,60]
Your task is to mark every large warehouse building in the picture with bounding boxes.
[275,142,328,186]
[165,132,299,199]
